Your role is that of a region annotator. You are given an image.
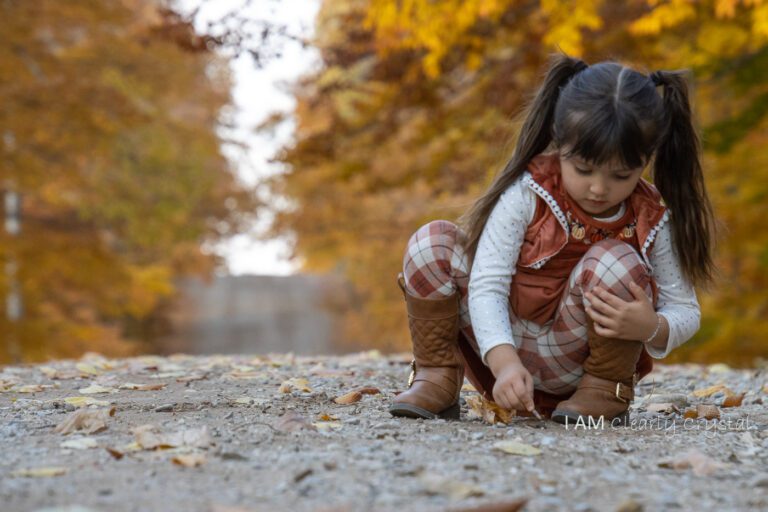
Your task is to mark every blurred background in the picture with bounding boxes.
[1,0,766,367]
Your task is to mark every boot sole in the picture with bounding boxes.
[551,409,630,427]
[389,401,460,421]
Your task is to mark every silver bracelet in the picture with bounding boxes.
[643,314,662,344]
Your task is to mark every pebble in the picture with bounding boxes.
[154,404,175,412]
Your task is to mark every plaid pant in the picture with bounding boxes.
[402,220,655,395]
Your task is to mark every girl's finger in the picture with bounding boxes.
[513,376,534,412]
[593,322,617,337]
[593,287,627,309]
[504,386,522,411]
[586,291,619,316]
[629,281,651,303]
[585,305,616,329]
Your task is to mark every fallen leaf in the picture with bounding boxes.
[312,421,343,430]
[707,363,731,374]
[450,497,528,512]
[696,404,720,420]
[76,362,104,376]
[334,391,363,405]
[39,366,80,380]
[692,384,734,398]
[465,395,514,425]
[356,386,381,395]
[176,373,208,383]
[493,440,541,456]
[15,384,55,393]
[105,447,125,460]
[278,378,312,393]
[172,453,207,467]
[63,396,111,408]
[11,467,68,477]
[419,472,485,500]
[722,393,745,408]
[317,412,339,421]
[683,407,698,419]
[646,403,680,414]
[461,382,477,392]
[274,412,316,433]
[54,407,115,435]
[60,437,99,450]
[78,384,117,394]
[119,382,167,391]
[0,379,17,392]
[132,424,212,450]
[659,448,725,476]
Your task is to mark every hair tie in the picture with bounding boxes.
[650,71,664,86]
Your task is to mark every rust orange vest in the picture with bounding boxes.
[510,153,668,325]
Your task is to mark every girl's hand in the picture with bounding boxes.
[492,361,535,413]
[584,282,658,341]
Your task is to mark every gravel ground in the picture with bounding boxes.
[1,351,767,512]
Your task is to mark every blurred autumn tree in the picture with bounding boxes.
[0,0,258,363]
[266,0,768,366]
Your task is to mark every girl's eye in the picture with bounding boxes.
[614,174,632,181]
[575,167,591,175]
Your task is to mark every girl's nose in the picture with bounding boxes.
[590,181,607,196]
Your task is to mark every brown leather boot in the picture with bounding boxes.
[389,272,464,420]
[550,319,643,427]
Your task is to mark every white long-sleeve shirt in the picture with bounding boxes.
[468,173,700,365]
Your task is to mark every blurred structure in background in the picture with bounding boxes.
[161,273,348,356]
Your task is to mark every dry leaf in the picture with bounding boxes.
[279,378,312,393]
[63,396,111,408]
[465,395,514,425]
[105,447,125,460]
[317,412,339,421]
[0,379,17,392]
[356,387,381,395]
[312,421,343,430]
[450,497,528,512]
[119,382,166,391]
[60,437,99,450]
[461,382,477,392]
[176,373,208,383]
[696,404,720,420]
[15,384,55,393]
[275,412,316,433]
[172,453,207,467]
[659,449,725,476]
[39,366,80,380]
[75,362,104,376]
[334,391,363,405]
[722,393,745,408]
[493,440,541,456]
[54,407,115,435]
[683,407,698,419]
[419,472,485,500]
[11,467,68,477]
[78,384,117,394]
[646,403,680,414]
[692,384,734,398]
[132,424,212,450]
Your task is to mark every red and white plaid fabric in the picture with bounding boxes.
[402,220,654,395]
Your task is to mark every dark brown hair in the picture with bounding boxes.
[457,54,716,287]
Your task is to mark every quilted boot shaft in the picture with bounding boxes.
[551,319,643,425]
[390,273,464,419]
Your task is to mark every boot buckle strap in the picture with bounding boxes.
[615,382,634,403]
[407,359,416,388]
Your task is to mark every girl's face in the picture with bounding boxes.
[559,150,646,218]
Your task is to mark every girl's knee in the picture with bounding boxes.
[406,220,460,254]
[578,239,652,293]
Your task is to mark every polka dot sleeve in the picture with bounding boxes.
[646,219,701,359]
[468,175,536,365]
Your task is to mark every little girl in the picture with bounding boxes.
[389,54,715,425]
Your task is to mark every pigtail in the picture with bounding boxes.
[651,70,716,287]
[458,54,588,269]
